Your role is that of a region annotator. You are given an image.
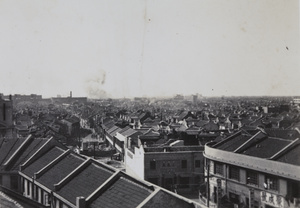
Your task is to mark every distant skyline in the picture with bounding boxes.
[0,0,299,99]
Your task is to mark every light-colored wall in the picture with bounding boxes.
[125,146,144,179]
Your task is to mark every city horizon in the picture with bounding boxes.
[0,0,299,101]
[1,91,300,100]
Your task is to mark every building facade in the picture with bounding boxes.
[203,130,300,208]
[125,144,205,194]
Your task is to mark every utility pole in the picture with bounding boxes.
[206,159,210,207]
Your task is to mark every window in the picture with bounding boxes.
[229,166,240,181]
[214,162,224,176]
[265,175,278,191]
[247,170,258,185]
[195,160,201,168]
[181,160,187,169]
[150,160,156,170]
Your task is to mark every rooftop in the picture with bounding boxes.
[36,152,86,189]
[89,177,152,208]
[56,162,115,205]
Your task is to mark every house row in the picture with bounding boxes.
[0,135,203,208]
[203,128,300,208]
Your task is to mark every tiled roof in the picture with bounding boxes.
[276,144,300,165]
[9,138,49,171]
[141,189,195,208]
[242,137,292,158]
[37,153,86,189]
[22,147,65,177]
[121,128,137,137]
[216,134,252,152]
[107,126,120,135]
[0,138,26,167]
[56,162,115,205]
[118,126,131,134]
[107,126,122,137]
[102,121,115,131]
[89,177,152,208]
[264,129,300,140]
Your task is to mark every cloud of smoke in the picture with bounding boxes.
[84,70,109,99]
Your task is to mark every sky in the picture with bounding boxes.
[0,0,299,98]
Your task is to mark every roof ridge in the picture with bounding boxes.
[34,149,72,179]
[54,158,91,191]
[3,135,33,170]
[0,138,21,165]
[269,138,300,160]
[20,137,56,171]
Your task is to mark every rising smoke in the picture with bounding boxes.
[84,70,109,99]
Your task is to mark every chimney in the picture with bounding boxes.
[76,196,86,208]
[9,94,12,101]
[70,91,72,98]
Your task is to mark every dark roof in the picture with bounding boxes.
[89,177,152,208]
[37,152,86,189]
[276,144,300,165]
[9,138,49,171]
[0,138,26,167]
[264,129,300,140]
[242,137,292,158]
[213,129,300,163]
[141,189,195,208]
[22,147,65,177]
[56,162,115,205]
[215,133,252,152]
[103,121,115,131]
[107,125,120,135]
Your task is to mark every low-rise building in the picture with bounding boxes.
[125,143,205,195]
[203,129,300,208]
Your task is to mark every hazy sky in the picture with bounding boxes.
[0,0,299,98]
